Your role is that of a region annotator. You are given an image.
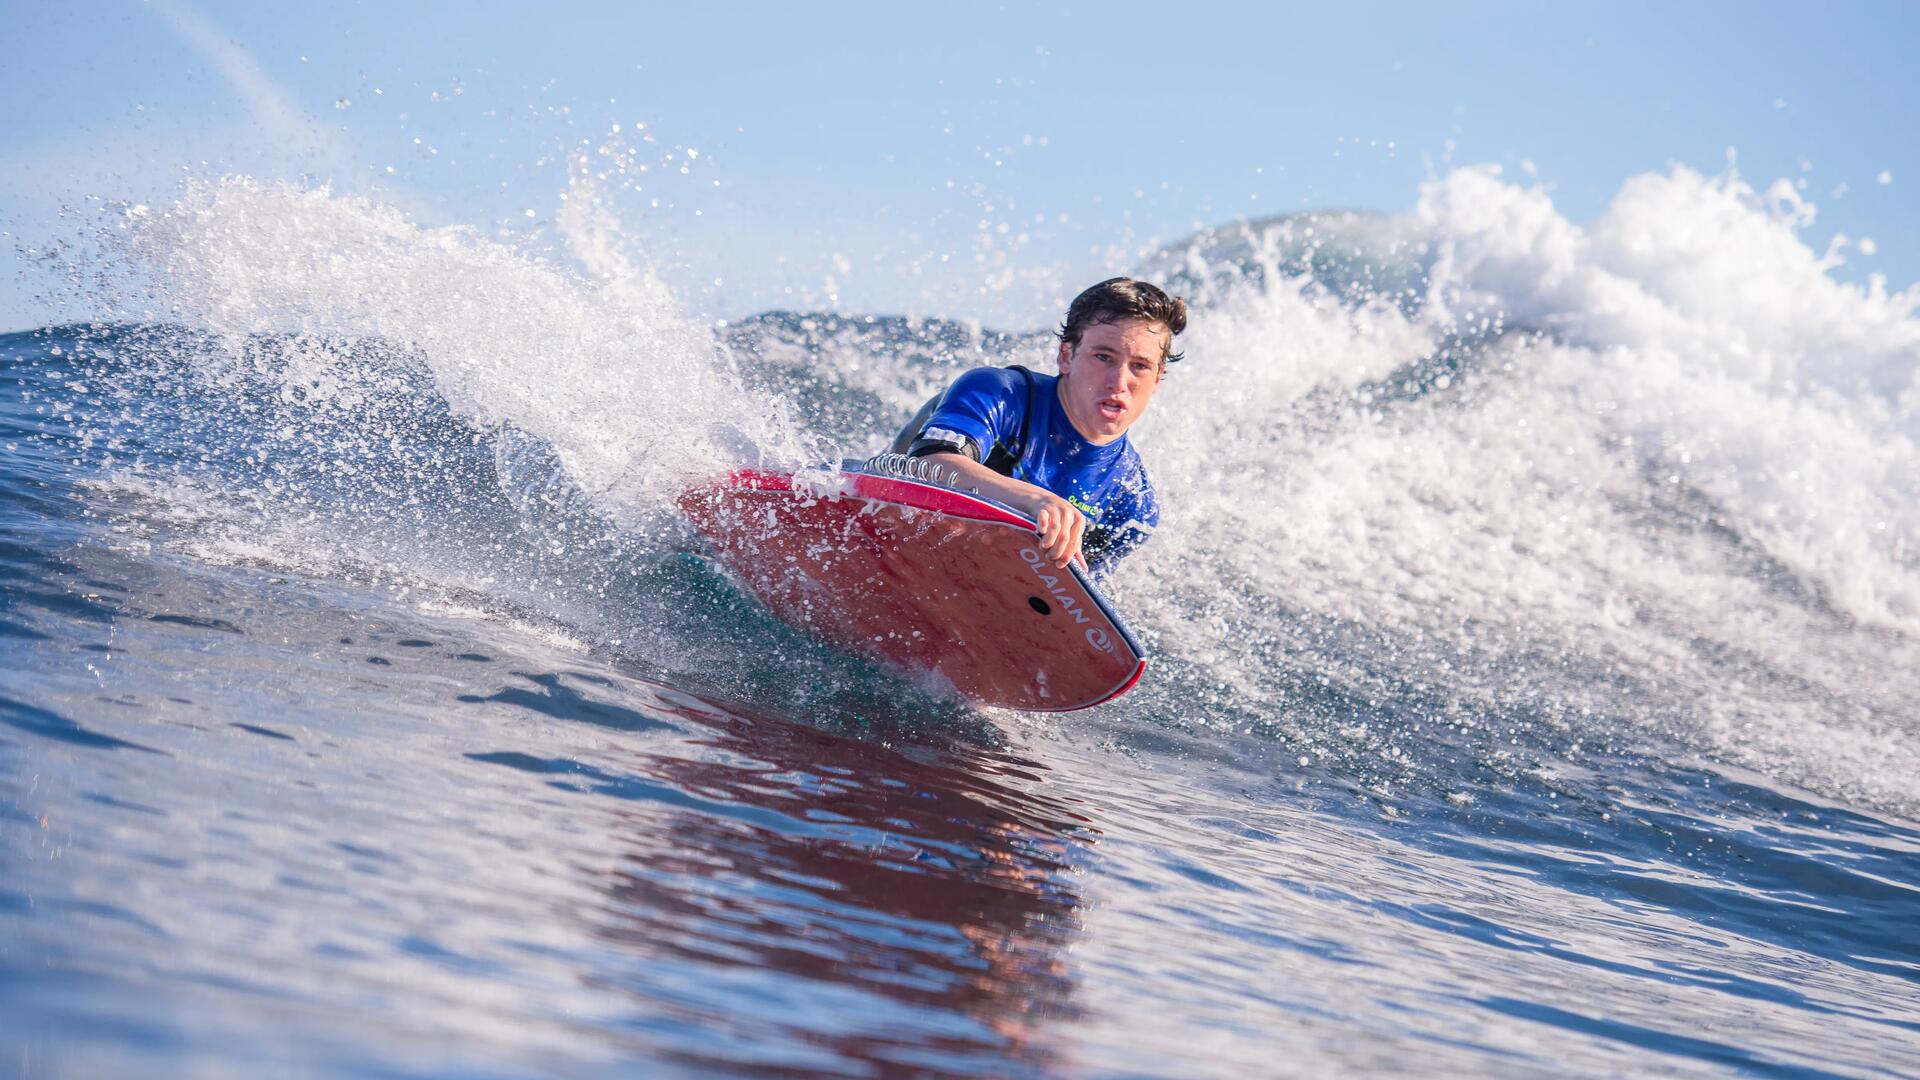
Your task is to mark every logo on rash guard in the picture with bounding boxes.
[1066,493,1101,519]
[1019,546,1115,653]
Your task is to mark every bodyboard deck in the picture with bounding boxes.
[677,461,1147,711]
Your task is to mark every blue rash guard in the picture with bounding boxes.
[898,366,1159,577]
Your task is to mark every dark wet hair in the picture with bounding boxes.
[1057,277,1188,364]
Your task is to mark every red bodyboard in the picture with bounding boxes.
[677,463,1147,711]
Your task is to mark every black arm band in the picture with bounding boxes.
[906,435,982,462]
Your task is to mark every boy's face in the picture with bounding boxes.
[1055,317,1167,444]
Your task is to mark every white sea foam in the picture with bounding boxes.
[1124,163,1919,811]
[1418,164,1920,629]
[121,176,819,524]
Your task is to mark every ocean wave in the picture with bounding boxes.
[16,161,1920,818]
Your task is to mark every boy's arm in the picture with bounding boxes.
[921,451,1086,569]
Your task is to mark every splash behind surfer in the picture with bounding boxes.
[891,277,1186,576]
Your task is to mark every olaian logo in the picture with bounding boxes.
[1019,547,1116,654]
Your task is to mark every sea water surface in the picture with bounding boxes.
[4,169,1919,1077]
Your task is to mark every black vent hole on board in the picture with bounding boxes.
[1028,596,1052,616]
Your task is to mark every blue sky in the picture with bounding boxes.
[4,1,1915,330]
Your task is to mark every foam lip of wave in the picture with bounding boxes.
[118,175,823,526]
[1127,162,1919,813]
[1418,164,1920,628]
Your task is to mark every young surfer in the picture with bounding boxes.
[890,277,1185,576]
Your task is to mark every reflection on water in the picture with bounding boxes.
[468,679,1095,1075]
